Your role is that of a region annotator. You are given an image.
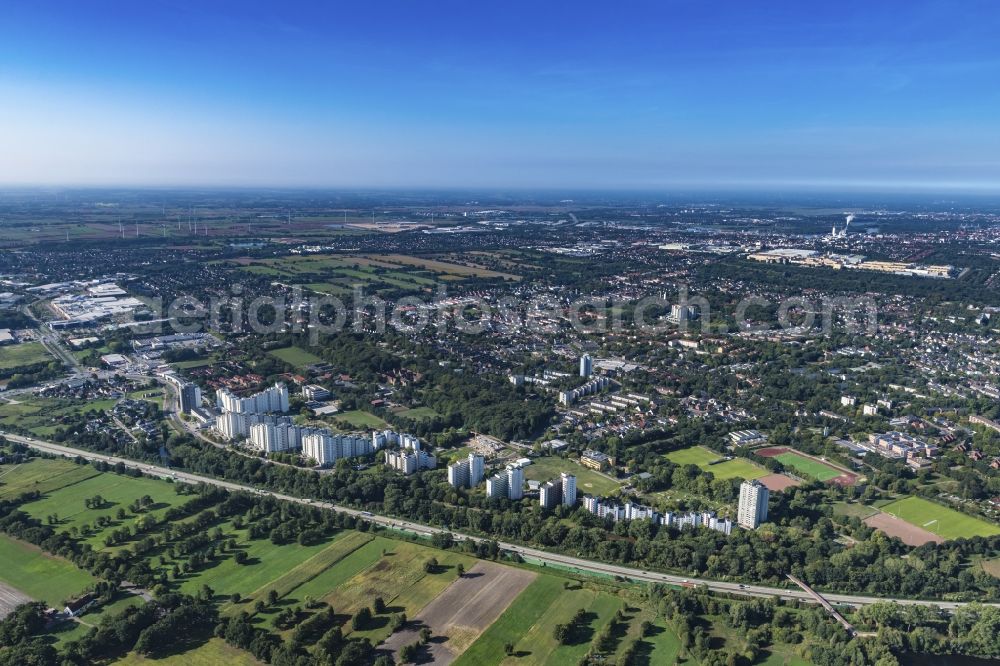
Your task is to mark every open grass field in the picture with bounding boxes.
[18,469,183,549]
[371,254,519,280]
[303,282,351,296]
[170,356,215,369]
[863,511,943,547]
[115,638,264,666]
[334,409,388,429]
[832,502,879,520]
[638,618,684,664]
[0,458,100,499]
[774,452,841,481]
[756,446,859,485]
[878,496,1000,540]
[665,446,768,480]
[177,522,340,602]
[0,341,54,370]
[455,574,627,666]
[232,530,375,610]
[453,575,565,666]
[267,345,323,368]
[0,535,95,607]
[522,456,621,496]
[395,405,441,421]
[233,254,445,295]
[0,396,118,437]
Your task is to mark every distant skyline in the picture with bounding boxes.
[1,1,999,191]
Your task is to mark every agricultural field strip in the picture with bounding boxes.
[239,531,375,606]
[379,561,535,663]
[0,460,101,498]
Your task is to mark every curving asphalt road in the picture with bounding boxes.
[3,431,991,611]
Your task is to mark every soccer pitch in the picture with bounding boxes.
[880,496,1000,540]
[773,452,841,481]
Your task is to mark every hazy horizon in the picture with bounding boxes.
[2,0,999,192]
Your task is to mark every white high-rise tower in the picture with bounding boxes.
[737,479,769,529]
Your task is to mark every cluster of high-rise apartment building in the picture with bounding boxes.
[216,382,289,414]
[539,473,577,508]
[212,382,426,467]
[581,495,735,534]
[447,453,485,488]
[577,478,769,534]
[558,376,610,406]
[384,448,437,474]
[485,465,525,500]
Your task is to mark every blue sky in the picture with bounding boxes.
[1,0,998,190]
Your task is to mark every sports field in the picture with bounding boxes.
[267,345,324,368]
[665,446,768,480]
[756,446,859,485]
[774,452,841,481]
[522,456,621,496]
[334,409,388,429]
[879,496,1000,540]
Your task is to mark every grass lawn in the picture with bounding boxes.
[304,283,351,296]
[832,502,879,520]
[665,446,768,480]
[287,535,386,601]
[396,406,441,421]
[880,496,1000,540]
[170,357,215,369]
[759,647,812,665]
[267,345,324,368]
[374,254,518,280]
[639,618,684,664]
[178,522,340,602]
[114,638,262,666]
[233,531,374,609]
[522,456,621,496]
[455,576,624,666]
[0,458,100,499]
[773,452,841,481]
[0,341,54,370]
[509,585,622,665]
[334,409,387,429]
[0,535,95,607]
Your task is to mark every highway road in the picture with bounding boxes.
[2,431,990,611]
